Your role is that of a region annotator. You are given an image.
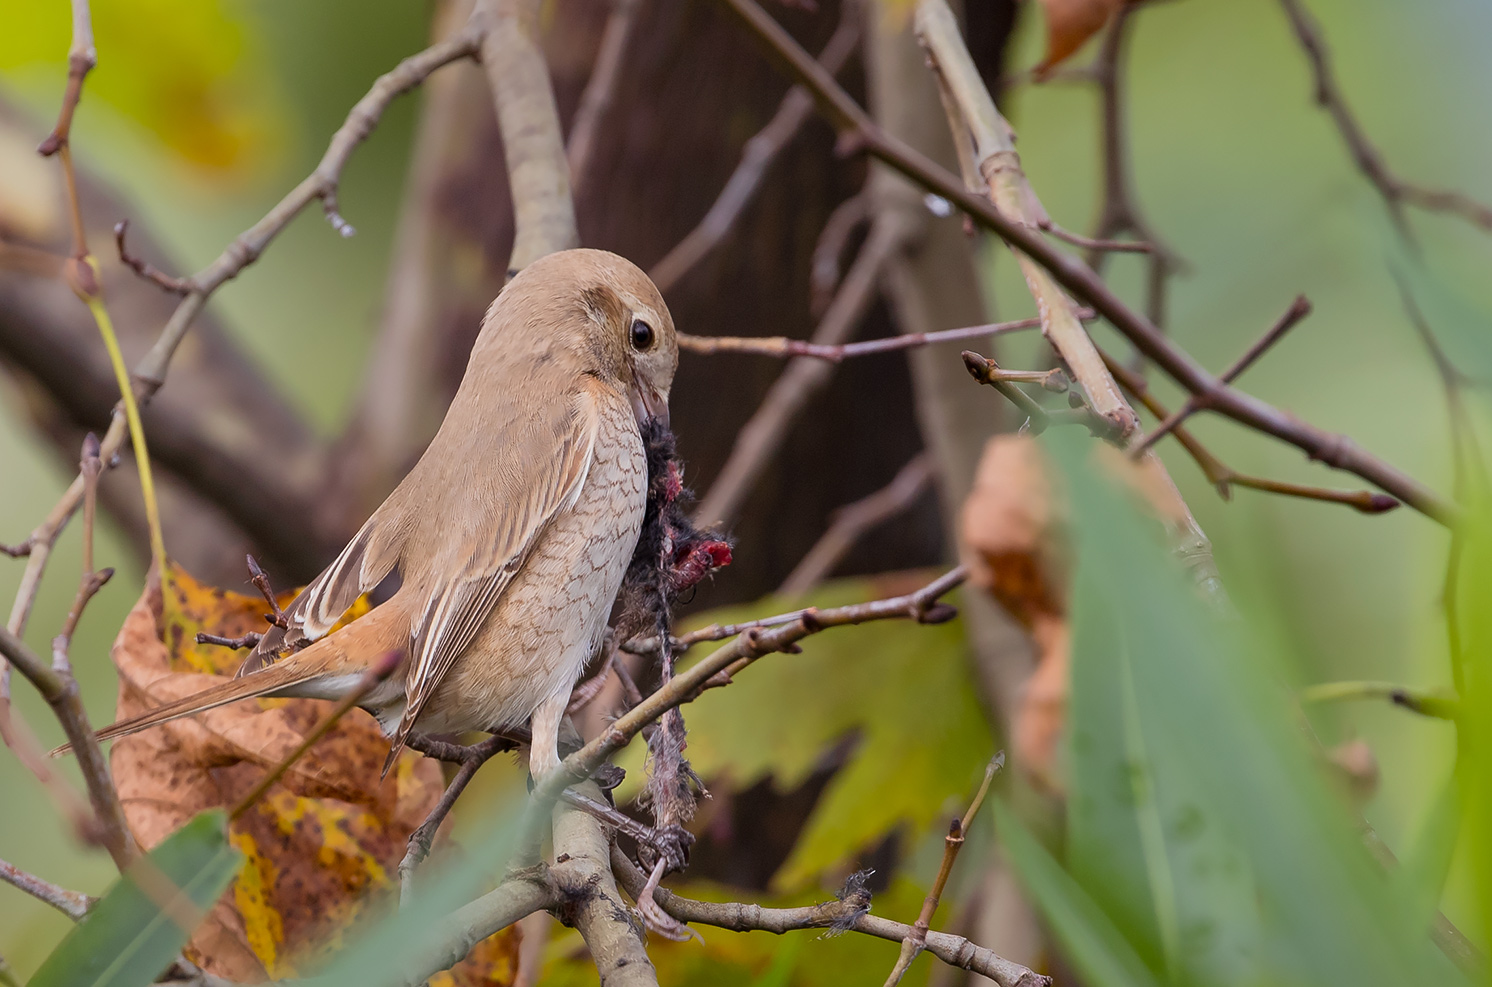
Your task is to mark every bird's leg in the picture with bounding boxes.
[399,732,520,904]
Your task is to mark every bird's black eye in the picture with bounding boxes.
[630,319,655,351]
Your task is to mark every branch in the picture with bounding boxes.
[1128,295,1312,458]
[779,451,934,595]
[1101,348,1400,514]
[881,753,1003,987]
[543,567,965,801]
[0,857,94,920]
[392,871,559,987]
[677,313,1049,361]
[0,627,136,869]
[2,18,484,649]
[915,0,1135,440]
[567,0,643,201]
[693,218,906,526]
[550,788,658,985]
[609,844,1049,987]
[479,0,579,272]
[714,0,1454,523]
[1278,0,1492,238]
[1085,3,1179,332]
[649,11,861,294]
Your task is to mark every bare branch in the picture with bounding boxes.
[0,857,94,920]
[478,0,579,272]
[113,220,190,295]
[916,0,1135,439]
[1101,348,1399,514]
[1129,295,1312,458]
[544,567,965,801]
[609,843,1049,987]
[551,788,659,984]
[779,452,934,595]
[649,11,861,294]
[1278,0,1492,237]
[881,753,1004,987]
[677,313,1048,361]
[567,0,643,200]
[715,0,1453,523]
[694,218,906,526]
[0,627,136,869]
[1085,4,1180,333]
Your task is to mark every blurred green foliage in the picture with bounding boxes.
[2,0,1491,981]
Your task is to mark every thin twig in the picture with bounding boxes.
[1129,295,1312,458]
[677,313,1052,361]
[810,192,871,314]
[51,434,113,678]
[113,220,191,295]
[567,0,642,200]
[1300,680,1458,720]
[649,10,861,294]
[916,0,1136,439]
[881,753,1004,987]
[693,218,906,526]
[716,0,1453,522]
[609,843,1048,987]
[1278,0,1492,238]
[543,567,965,801]
[1084,3,1179,336]
[0,857,94,920]
[779,452,934,595]
[1100,348,1400,514]
[0,627,136,869]
[1041,220,1152,254]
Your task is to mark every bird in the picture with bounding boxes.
[66,248,677,783]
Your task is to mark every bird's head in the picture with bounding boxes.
[497,248,678,429]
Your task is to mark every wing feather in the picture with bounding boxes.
[389,395,600,754]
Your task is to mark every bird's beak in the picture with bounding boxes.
[631,385,670,430]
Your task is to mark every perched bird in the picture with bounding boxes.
[73,248,677,781]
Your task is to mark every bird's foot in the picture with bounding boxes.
[559,791,694,874]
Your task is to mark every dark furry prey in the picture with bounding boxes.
[618,418,732,850]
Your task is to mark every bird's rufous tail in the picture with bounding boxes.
[50,601,406,757]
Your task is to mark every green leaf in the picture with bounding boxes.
[27,810,242,987]
[1068,533,1262,983]
[1046,430,1457,986]
[622,575,994,891]
[993,797,1162,987]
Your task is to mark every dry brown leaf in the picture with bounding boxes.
[109,563,518,983]
[959,436,1068,791]
[1035,0,1124,77]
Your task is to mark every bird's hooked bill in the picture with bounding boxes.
[632,386,670,430]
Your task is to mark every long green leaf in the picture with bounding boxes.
[28,810,242,987]
[1050,431,1456,986]
[994,798,1162,987]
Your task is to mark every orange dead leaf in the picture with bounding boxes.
[1035,0,1124,77]
[959,437,1068,791]
[108,563,517,983]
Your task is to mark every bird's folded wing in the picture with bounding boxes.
[391,394,602,751]
[239,507,402,676]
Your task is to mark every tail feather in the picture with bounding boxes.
[51,600,408,758]
[50,657,328,757]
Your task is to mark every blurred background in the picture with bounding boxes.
[2,0,1490,981]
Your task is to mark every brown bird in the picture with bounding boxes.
[72,248,677,781]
